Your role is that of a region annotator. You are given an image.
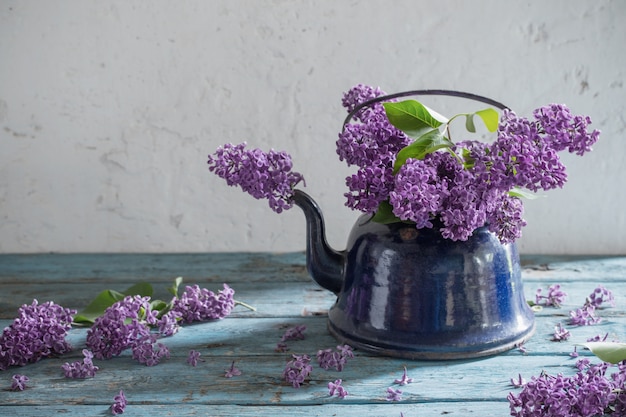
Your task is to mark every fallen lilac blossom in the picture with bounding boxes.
[110,390,127,415]
[10,374,29,391]
[328,378,348,398]
[282,354,312,388]
[224,361,241,378]
[62,349,99,378]
[394,366,414,386]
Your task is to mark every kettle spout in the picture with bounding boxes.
[292,190,344,295]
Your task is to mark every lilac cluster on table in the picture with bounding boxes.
[110,390,127,415]
[0,300,75,370]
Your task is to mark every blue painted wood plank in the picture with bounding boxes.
[1,253,625,417]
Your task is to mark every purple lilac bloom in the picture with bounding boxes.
[131,335,170,366]
[570,304,602,326]
[586,285,615,308]
[10,374,29,391]
[281,325,307,342]
[533,103,600,156]
[328,379,348,398]
[224,361,242,378]
[171,284,235,324]
[187,350,201,367]
[551,322,571,341]
[317,344,354,371]
[510,374,526,388]
[282,354,312,388]
[586,333,609,343]
[85,295,153,360]
[386,387,403,401]
[110,390,127,415]
[0,300,76,370]
[394,366,414,386]
[156,310,181,337]
[62,349,99,378]
[508,362,624,417]
[341,83,387,122]
[208,143,305,213]
[535,284,567,307]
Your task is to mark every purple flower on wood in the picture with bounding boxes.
[224,361,242,378]
[317,344,354,371]
[171,284,235,324]
[281,325,307,342]
[386,387,403,401]
[62,349,100,378]
[282,354,312,388]
[535,284,567,307]
[187,350,202,367]
[110,390,127,415]
[551,322,571,341]
[509,374,526,388]
[570,304,601,326]
[394,366,414,386]
[586,285,615,308]
[10,374,29,391]
[208,143,305,213]
[0,299,76,370]
[328,379,348,398]
[131,335,170,366]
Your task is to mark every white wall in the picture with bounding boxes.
[1,0,624,255]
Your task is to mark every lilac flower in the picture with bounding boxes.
[207,143,305,213]
[131,335,170,366]
[62,349,99,378]
[586,285,615,308]
[570,346,579,358]
[171,284,235,324]
[274,342,289,353]
[341,83,387,122]
[535,284,567,307]
[551,322,571,341]
[224,361,241,378]
[86,295,153,360]
[157,310,181,337]
[586,333,609,343]
[508,362,619,417]
[281,325,307,342]
[509,374,526,388]
[516,343,528,354]
[533,103,600,156]
[187,350,202,367]
[317,344,354,371]
[394,366,414,386]
[328,379,348,398]
[10,374,29,391]
[110,390,127,415]
[569,304,602,326]
[386,387,403,401]
[0,299,76,370]
[282,354,312,388]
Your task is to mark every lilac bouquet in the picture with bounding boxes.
[208,84,599,244]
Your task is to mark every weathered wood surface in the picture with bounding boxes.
[0,253,625,417]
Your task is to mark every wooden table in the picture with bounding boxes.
[0,253,624,416]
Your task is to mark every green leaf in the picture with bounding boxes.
[475,108,499,132]
[508,187,540,200]
[168,276,184,298]
[72,282,154,326]
[584,342,626,364]
[465,114,477,133]
[72,289,126,325]
[393,129,453,173]
[383,100,443,138]
[122,282,153,297]
[371,200,400,224]
[463,108,499,134]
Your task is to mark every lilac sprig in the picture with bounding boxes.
[62,349,100,378]
[328,378,348,398]
[551,322,571,342]
[0,300,76,370]
[282,354,312,388]
[535,284,567,307]
[110,390,128,415]
[569,304,602,326]
[208,143,305,213]
[171,284,235,324]
[316,344,354,371]
[508,361,626,416]
[586,285,615,308]
[10,374,29,391]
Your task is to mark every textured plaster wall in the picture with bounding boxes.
[0,0,624,254]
